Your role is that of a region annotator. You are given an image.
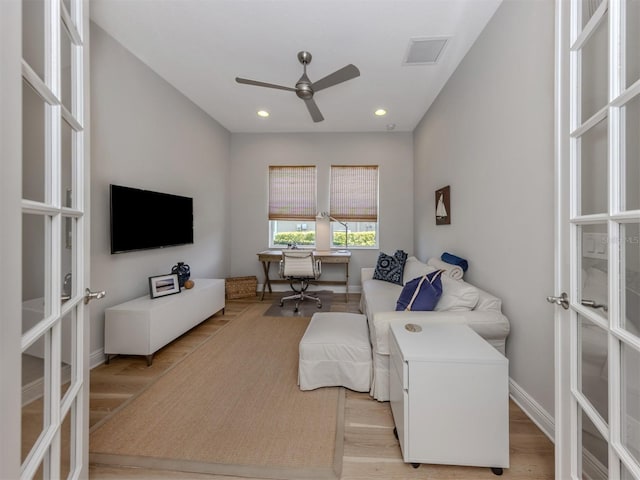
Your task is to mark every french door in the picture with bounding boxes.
[10,0,94,478]
[555,0,640,479]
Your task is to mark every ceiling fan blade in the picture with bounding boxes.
[304,98,324,123]
[311,64,360,92]
[235,77,296,92]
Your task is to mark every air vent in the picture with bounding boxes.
[403,37,449,65]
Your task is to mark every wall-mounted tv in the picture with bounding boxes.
[110,184,194,254]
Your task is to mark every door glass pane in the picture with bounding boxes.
[622,343,640,465]
[22,0,45,80]
[580,118,609,215]
[23,81,46,204]
[61,20,72,113]
[580,408,609,479]
[582,0,604,28]
[61,405,73,479]
[62,118,73,208]
[60,311,75,402]
[622,223,640,336]
[61,216,74,304]
[580,224,610,318]
[621,461,639,479]
[624,94,640,212]
[581,11,609,123]
[627,0,640,88]
[22,331,50,465]
[579,314,609,421]
[23,213,46,327]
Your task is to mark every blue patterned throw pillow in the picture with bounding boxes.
[396,270,444,311]
[373,250,408,285]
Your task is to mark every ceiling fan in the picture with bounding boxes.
[235,51,360,123]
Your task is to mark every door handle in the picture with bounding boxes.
[84,288,106,304]
[547,292,569,310]
[581,299,608,312]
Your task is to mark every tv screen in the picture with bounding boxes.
[110,184,194,254]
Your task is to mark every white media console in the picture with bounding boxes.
[104,278,225,365]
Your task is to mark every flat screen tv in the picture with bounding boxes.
[110,184,194,254]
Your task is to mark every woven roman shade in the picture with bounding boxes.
[330,165,378,221]
[268,166,317,220]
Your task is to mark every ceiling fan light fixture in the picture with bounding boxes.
[257,110,270,118]
[374,108,387,117]
[236,51,360,123]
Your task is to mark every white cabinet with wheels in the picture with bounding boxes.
[389,323,509,473]
[105,278,225,365]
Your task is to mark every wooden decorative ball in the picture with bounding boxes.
[184,279,195,289]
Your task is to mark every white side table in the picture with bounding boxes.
[389,322,509,474]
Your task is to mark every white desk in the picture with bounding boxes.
[389,323,509,473]
[257,250,351,301]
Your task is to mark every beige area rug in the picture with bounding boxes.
[90,303,344,480]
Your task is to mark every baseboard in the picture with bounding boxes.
[22,351,106,405]
[22,364,71,406]
[257,284,361,294]
[90,348,106,369]
[509,378,555,443]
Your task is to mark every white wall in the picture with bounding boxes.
[228,133,414,287]
[413,0,556,416]
[90,24,231,358]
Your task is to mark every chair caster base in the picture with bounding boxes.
[491,467,503,476]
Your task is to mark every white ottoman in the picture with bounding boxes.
[298,312,372,392]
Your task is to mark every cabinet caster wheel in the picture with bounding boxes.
[294,307,298,313]
[491,467,503,476]
[411,463,420,469]
[393,427,398,440]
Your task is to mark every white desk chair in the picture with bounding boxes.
[279,251,322,313]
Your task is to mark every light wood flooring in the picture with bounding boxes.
[89,293,554,480]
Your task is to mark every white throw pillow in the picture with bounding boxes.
[402,256,436,285]
[435,276,480,312]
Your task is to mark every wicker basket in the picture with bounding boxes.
[225,276,258,299]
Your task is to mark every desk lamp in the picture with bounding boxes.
[317,212,349,252]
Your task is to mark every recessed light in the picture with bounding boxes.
[374,108,387,116]
[257,110,270,118]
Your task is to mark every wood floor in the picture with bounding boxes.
[89,293,554,480]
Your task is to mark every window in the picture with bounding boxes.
[268,166,317,247]
[329,165,379,248]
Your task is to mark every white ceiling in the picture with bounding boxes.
[90,0,502,134]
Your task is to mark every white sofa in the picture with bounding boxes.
[360,256,510,401]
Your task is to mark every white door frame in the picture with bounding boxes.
[1,0,92,478]
[0,0,24,478]
[554,1,571,477]
[555,0,640,478]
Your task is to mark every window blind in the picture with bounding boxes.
[330,165,378,221]
[268,166,317,220]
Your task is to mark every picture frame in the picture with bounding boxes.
[435,185,451,225]
[149,273,181,299]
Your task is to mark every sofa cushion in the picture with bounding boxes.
[373,250,408,285]
[435,276,480,312]
[402,256,436,285]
